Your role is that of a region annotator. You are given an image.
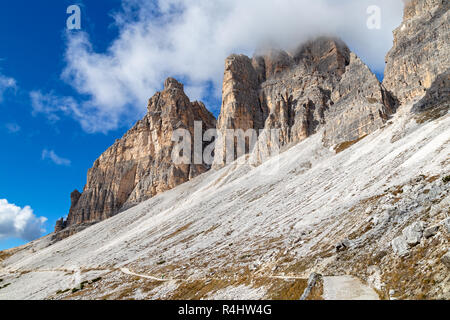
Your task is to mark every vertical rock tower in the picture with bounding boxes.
[55,78,216,238]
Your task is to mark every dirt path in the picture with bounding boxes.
[268,275,306,280]
[322,276,380,300]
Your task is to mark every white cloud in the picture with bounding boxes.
[5,123,21,133]
[0,199,47,242]
[30,90,122,133]
[42,149,71,166]
[0,73,16,103]
[30,91,78,122]
[59,0,403,133]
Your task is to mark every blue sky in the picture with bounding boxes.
[0,0,126,250]
[0,0,403,250]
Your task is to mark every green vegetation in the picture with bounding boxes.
[443,175,450,184]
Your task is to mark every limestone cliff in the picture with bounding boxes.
[55,78,216,236]
[383,0,449,105]
[213,54,267,166]
[215,37,395,166]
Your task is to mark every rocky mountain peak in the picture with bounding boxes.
[164,77,184,91]
[214,36,393,166]
[292,37,350,76]
[54,78,216,240]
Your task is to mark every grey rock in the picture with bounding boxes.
[54,218,66,233]
[424,225,440,239]
[402,222,426,246]
[413,70,450,121]
[441,251,450,269]
[300,272,323,300]
[443,218,450,234]
[336,239,351,252]
[392,236,409,257]
[323,53,395,146]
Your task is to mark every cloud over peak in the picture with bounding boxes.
[56,0,403,133]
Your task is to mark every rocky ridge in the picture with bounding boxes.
[54,78,216,238]
[214,37,395,166]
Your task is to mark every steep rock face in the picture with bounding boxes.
[383,0,449,105]
[412,69,450,112]
[215,37,394,166]
[59,78,216,230]
[213,54,267,166]
[258,38,354,147]
[323,53,395,146]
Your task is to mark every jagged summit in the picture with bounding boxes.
[4,1,445,300]
[214,36,394,166]
[54,77,216,240]
[163,77,184,91]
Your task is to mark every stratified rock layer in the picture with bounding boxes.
[213,54,267,166]
[323,53,395,146]
[383,0,449,105]
[60,78,216,230]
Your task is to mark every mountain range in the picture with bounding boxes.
[0,0,448,300]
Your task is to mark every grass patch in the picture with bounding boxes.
[0,250,13,262]
[161,223,193,242]
[426,175,440,183]
[169,279,231,300]
[266,279,308,300]
[334,135,368,154]
[203,225,219,236]
[415,105,448,124]
[56,288,70,295]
